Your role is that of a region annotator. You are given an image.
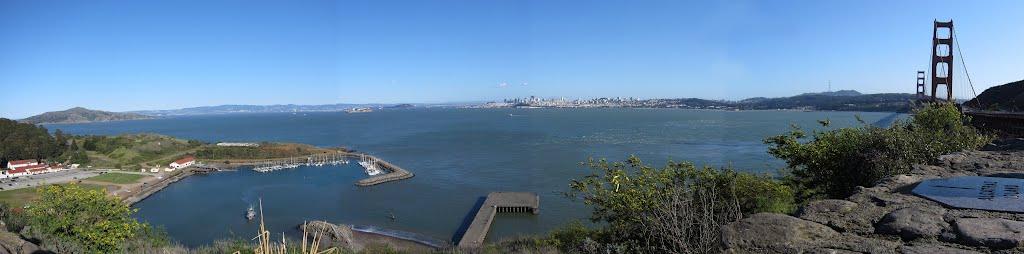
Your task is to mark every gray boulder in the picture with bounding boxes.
[953,218,1024,249]
[721,213,838,253]
[898,244,982,254]
[876,205,949,240]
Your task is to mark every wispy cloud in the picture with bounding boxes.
[497,82,509,88]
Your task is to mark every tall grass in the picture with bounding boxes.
[236,199,338,254]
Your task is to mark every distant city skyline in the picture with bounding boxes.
[3,0,1024,119]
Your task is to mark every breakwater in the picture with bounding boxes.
[122,169,196,205]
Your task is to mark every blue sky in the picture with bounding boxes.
[2,0,1023,118]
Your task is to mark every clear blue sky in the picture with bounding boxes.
[2,0,1023,118]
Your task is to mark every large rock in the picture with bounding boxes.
[898,244,982,254]
[797,199,867,233]
[798,199,857,223]
[721,213,838,253]
[875,205,949,240]
[953,218,1024,249]
[0,229,39,254]
[301,221,356,250]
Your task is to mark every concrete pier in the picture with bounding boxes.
[457,192,539,248]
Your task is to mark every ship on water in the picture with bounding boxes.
[344,107,373,113]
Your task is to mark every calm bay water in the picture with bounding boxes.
[48,108,896,246]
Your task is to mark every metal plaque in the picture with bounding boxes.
[912,176,1024,213]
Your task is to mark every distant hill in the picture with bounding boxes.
[132,103,402,116]
[20,107,152,124]
[797,90,862,97]
[738,92,915,112]
[965,80,1024,111]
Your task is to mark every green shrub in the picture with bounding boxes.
[765,103,992,201]
[25,184,145,253]
[566,156,794,253]
[546,220,599,252]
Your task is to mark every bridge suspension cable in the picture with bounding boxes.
[952,27,980,108]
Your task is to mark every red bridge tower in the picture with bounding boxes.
[930,20,954,102]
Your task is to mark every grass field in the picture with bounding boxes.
[86,172,146,184]
[0,183,104,208]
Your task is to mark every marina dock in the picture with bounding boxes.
[457,192,539,248]
[245,151,413,186]
[355,155,414,186]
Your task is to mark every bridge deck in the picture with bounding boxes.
[457,192,539,248]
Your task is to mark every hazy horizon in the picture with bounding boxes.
[3,0,1024,118]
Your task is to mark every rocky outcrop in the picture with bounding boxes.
[0,228,40,254]
[723,149,1024,253]
[300,221,355,250]
[876,206,948,241]
[953,218,1024,249]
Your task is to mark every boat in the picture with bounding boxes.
[344,107,373,113]
[359,155,384,176]
[246,205,256,221]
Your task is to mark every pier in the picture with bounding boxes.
[456,192,539,248]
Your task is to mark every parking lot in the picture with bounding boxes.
[0,169,101,191]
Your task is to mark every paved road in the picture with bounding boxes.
[0,169,100,191]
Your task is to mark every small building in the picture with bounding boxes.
[6,159,37,169]
[5,167,28,178]
[150,167,160,173]
[28,166,50,175]
[7,164,46,178]
[169,156,195,169]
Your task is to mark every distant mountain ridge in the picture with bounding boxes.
[797,90,862,97]
[131,103,407,116]
[736,92,914,112]
[20,107,152,124]
[692,90,913,112]
[20,90,917,120]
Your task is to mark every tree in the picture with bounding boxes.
[25,184,144,253]
[0,118,61,165]
[54,129,68,152]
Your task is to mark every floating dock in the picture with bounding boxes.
[457,192,539,248]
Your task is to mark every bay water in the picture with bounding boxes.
[48,108,897,246]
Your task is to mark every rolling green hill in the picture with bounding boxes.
[20,107,152,124]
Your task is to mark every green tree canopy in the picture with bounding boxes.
[26,184,144,253]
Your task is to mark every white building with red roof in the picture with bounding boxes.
[169,156,195,169]
[6,164,47,178]
[6,159,37,169]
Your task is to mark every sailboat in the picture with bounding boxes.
[246,205,256,221]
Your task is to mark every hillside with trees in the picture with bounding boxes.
[965,79,1024,111]
[737,93,915,112]
[0,119,64,167]
[20,107,151,124]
